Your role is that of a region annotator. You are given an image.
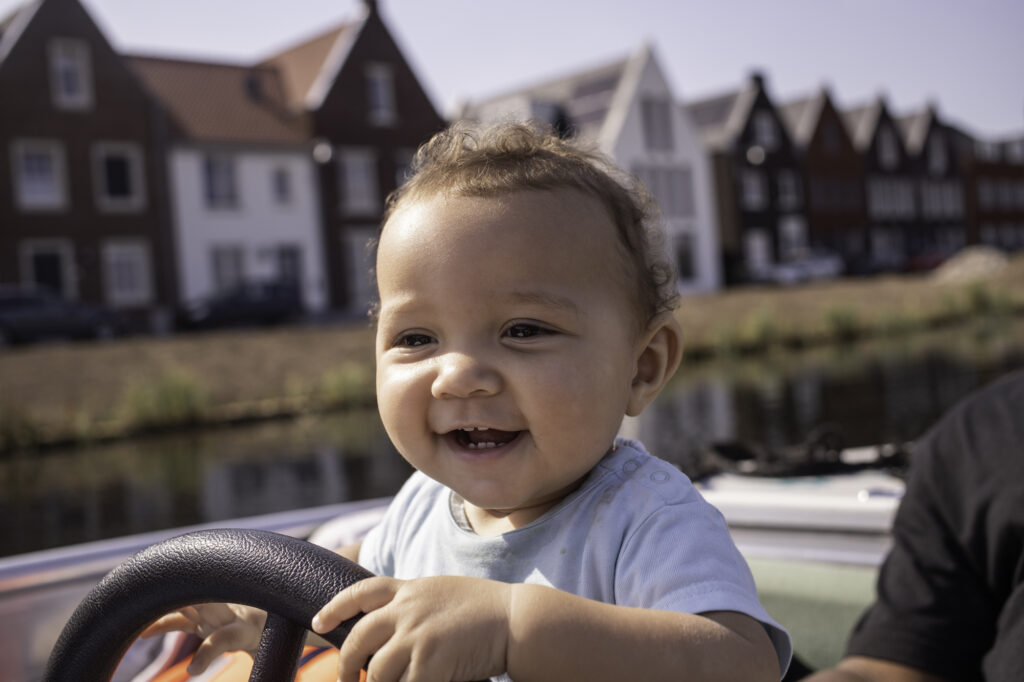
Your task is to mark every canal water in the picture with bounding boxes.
[2,319,1023,558]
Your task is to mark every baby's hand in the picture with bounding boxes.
[140,603,267,675]
[312,576,511,682]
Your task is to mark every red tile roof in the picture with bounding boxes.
[128,55,310,144]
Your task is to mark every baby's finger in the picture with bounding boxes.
[338,613,399,682]
[139,612,199,638]
[313,577,401,633]
[186,623,256,675]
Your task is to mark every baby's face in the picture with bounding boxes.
[374,189,644,529]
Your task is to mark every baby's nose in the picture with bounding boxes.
[431,352,502,399]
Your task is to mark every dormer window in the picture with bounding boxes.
[48,39,93,110]
[365,63,396,127]
[752,111,778,151]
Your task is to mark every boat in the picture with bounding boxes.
[1,444,906,681]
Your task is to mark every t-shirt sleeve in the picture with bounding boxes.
[358,472,430,576]
[615,498,792,677]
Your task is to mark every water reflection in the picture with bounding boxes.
[0,411,410,557]
[630,320,1024,477]
[2,320,1023,558]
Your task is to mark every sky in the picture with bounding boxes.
[3,0,1023,138]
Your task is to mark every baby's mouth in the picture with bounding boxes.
[450,427,522,450]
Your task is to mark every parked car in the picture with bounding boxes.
[177,281,304,330]
[750,249,845,285]
[0,286,124,347]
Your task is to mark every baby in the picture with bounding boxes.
[148,122,791,681]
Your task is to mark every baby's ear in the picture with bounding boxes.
[626,313,684,417]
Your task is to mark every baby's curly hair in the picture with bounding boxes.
[382,120,680,327]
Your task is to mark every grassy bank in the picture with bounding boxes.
[2,252,1022,453]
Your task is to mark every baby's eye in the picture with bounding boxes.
[394,333,435,348]
[503,323,552,339]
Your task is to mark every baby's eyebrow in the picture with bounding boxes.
[504,291,581,315]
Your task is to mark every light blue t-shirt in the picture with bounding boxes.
[360,438,792,678]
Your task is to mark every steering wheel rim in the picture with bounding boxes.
[43,528,374,681]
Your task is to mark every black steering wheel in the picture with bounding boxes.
[43,529,374,681]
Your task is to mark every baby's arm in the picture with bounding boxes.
[313,576,779,682]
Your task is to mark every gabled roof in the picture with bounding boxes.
[460,51,632,142]
[686,76,760,150]
[779,89,828,147]
[0,0,40,69]
[259,15,365,112]
[128,55,309,144]
[842,98,884,151]
[897,105,936,154]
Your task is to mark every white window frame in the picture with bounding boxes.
[365,63,397,127]
[10,139,69,212]
[92,141,146,212]
[19,239,77,298]
[338,148,379,216]
[744,229,771,275]
[203,155,239,209]
[211,245,245,293]
[779,216,807,261]
[48,38,93,111]
[777,169,802,211]
[752,110,778,151]
[102,239,154,307]
[740,168,768,210]
[272,166,292,205]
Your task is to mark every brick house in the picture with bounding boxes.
[688,72,807,284]
[0,0,175,330]
[780,87,868,268]
[897,104,968,268]
[262,0,445,313]
[842,96,918,272]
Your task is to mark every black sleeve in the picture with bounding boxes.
[845,370,1024,682]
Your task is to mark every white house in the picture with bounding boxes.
[461,45,721,295]
[129,56,328,314]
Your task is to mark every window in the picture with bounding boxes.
[776,170,802,211]
[276,245,302,283]
[48,39,93,110]
[365,63,397,127]
[744,229,771,274]
[640,99,674,151]
[877,126,899,170]
[779,216,807,261]
[102,240,153,307]
[740,169,767,210]
[211,246,245,293]
[338,148,379,216]
[272,167,291,205]
[752,111,778,150]
[93,142,146,212]
[977,178,995,211]
[20,240,76,297]
[10,139,68,211]
[203,155,238,209]
[633,166,695,217]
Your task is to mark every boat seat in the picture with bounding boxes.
[748,557,878,673]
